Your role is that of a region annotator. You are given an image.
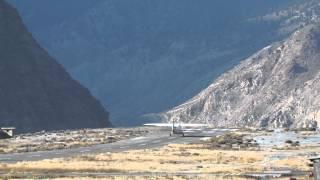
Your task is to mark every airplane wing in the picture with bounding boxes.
[178,124,208,127]
[144,123,208,127]
[144,123,173,127]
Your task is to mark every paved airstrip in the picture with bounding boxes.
[0,128,228,163]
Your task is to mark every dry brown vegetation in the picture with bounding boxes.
[0,143,316,179]
[206,132,258,150]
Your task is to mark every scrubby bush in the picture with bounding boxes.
[208,133,257,150]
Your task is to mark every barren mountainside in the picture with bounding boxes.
[0,0,111,133]
[9,0,300,126]
[164,25,320,129]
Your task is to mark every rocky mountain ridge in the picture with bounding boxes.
[10,0,320,126]
[251,0,320,35]
[11,0,301,125]
[163,25,320,129]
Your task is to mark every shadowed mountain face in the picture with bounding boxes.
[0,0,111,133]
[164,25,320,129]
[10,0,311,126]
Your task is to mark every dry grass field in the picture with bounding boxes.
[0,143,317,179]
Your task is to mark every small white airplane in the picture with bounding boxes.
[144,122,208,137]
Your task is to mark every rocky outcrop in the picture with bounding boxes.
[163,25,320,129]
[0,0,111,133]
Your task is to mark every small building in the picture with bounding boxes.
[0,127,15,138]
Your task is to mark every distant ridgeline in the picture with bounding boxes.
[0,0,111,133]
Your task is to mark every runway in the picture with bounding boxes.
[0,128,228,163]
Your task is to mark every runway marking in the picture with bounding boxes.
[138,144,146,146]
[154,140,162,143]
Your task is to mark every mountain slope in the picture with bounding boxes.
[0,0,111,133]
[163,25,320,129]
[11,0,304,126]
